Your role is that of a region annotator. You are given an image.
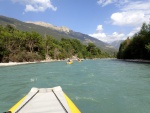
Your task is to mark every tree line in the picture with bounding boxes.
[117,22,150,60]
[0,25,110,62]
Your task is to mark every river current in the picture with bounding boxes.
[0,59,150,113]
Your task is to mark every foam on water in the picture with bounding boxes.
[75,96,99,103]
[30,78,38,82]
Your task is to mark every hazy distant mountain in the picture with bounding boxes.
[109,40,124,50]
[0,15,117,53]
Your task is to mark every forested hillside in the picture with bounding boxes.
[0,25,110,62]
[0,15,117,54]
[117,23,150,60]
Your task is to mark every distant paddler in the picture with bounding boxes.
[66,59,73,64]
[77,58,82,62]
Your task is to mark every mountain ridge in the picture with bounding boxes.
[26,21,70,33]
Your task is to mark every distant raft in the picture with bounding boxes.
[6,86,81,113]
[66,60,73,64]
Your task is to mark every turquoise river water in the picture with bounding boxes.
[0,59,150,113]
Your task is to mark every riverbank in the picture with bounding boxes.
[0,58,115,67]
[0,59,68,67]
[0,62,36,67]
[123,59,150,63]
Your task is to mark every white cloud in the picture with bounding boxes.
[89,25,125,42]
[97,0,128,7]
[121,1,150,12]
[96,25,103,32]
[109,32,125,41]
[25,5,36,12]
[110,1,150,26]
[90,31,125,43]
[12,0,57,12]
[106,32,125,42]
[89,24,107,42]
[97,0,115,6]
[109,0,150,41]
[96,0,150,42]
[111,11,146,26]
[98,1,150,27]
[90,32,107,42]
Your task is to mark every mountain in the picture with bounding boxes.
[26,21,70,33]
[0,15,117,53]
[109,40,124,50]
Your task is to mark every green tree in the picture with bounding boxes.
[25,31,43,53]
[145,43,150,52]
[117,22,150,60]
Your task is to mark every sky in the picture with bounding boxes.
[0,0,150,43]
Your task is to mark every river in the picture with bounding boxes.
[0,59,150,113]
